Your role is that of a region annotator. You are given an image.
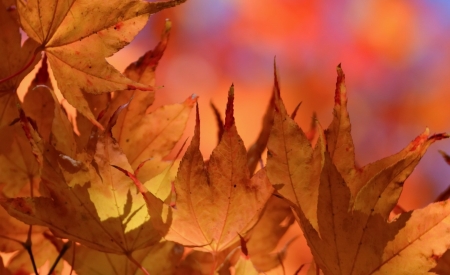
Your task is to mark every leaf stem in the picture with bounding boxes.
[24,225,39,275]
[127,253,150,275]
[210,252,217,275]
[48,241,72,275]
[0,51,39,84]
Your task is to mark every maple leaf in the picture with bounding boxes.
[51,238,184,275]
[14,0,186,127]
[0,56,68,274]
[246,196,295,272]
[160,86,273,252]
[0,256,11,275]
[267,65,450,274]
[121,86,274,256]
[0,2,42,199]
[0,2,40,94]
[0,105,163,262]
[174,247,239,275]
[76,20,195,183]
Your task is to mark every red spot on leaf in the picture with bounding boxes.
[431,254,441,261]
[114,22,124,30]
[6,5,16,12]
[127,84,137,90]
[10,198,33,215]
[409,132,428,151]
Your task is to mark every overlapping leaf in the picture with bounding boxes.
[246,196,295,272]
[54,240,183,275]
[0,55,65,274]
[77,20,195,183]
[123,87,274,254]
[163,87,273,252]
[0,1,42,199]
[0,105,162,256]
[267,65,450,274]
[16,0,186,127]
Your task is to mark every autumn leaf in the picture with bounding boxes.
[246,88,275,175]
[21,56,55,144]
[0,256,11,275]
[5,231,63,275]
[76,20,195,183]
[53,239,184,275]
[162,86,273,252]
[0,2,40,92]
[0,57,67,274]
[266,65,324,232]
[0,105,163,261]
[269,65,450,274]
[14,0,186,127]
[0,3,41,196]
[324,65,446,205]
[175,247,239,275]
[122,86,274,255]
[246,196,294,272]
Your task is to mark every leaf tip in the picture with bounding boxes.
[164,18,172,31]
[334,63,346,105]
[224,84,235,130]
[185,94,198,107]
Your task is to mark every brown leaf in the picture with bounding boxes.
[162,86,273,252]
[58,240,183,275]
[6,231,63,275]
[175,247,237,275]
[0,100,40,199]
[233,255,259,275]
[266,66,324,232]
[1,110,162,255]
[116,94,197,181]
[0,256,11,275]
[284,66,450,274]
[247,88,275,175]
[16,0,186,127]
[0,2,40,92]
[126,86,274,254]
[246,196,294,272]
[22,55,55,143]
[210,101,225,146]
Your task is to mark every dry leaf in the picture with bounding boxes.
[1,107,162,257]
[122,86,274,254]
[58,240,183,275]
[161,86,273,252]
[16,0,186,127]
[270,65,450,274]
[247,88,275,175]
[246,196,294,272]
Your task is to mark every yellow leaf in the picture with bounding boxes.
[16,0,185,127]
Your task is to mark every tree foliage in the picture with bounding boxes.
[0,1,449,274]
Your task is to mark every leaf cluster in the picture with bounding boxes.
[1,1,450,275]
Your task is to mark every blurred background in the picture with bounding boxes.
[19,0,450,273]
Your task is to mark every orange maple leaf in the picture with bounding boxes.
[267,64,450,274]
[13,0,186,127]
[120,86,274,256]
